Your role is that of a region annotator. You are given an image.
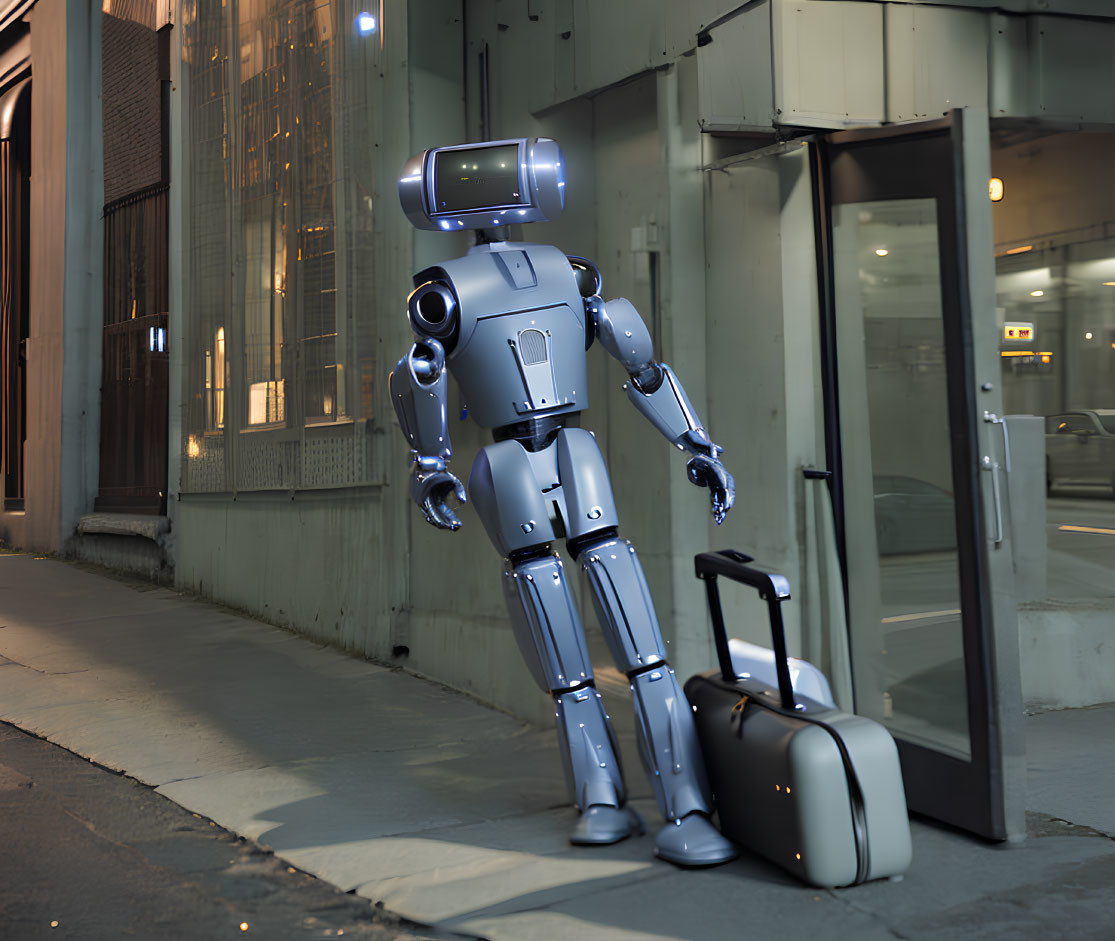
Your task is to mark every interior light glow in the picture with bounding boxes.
[1085,332,1093,339]
[989,177,1004,202]
[1041,355,1051,363]
[354,12,377,35]
[1104,282,1115,287]
[1030,290,1044,297]
[1005,245,1033,255]
[875,248,888,257]
[439,220,451,230]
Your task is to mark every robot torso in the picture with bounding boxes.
[413,241,590,430]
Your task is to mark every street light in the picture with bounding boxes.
[354,12,377,35]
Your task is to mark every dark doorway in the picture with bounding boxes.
[1,77,30,512]
[95,16,171,516]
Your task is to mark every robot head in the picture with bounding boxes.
[398,137,565,232]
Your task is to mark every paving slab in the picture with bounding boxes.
[2,554,1115,941]
[1025,702,1115,836]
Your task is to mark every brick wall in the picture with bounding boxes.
[101,14,162,204]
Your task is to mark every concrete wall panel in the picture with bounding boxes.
[696,2,774,133]
[24,0,68,551]
[1032,15,1115,124]
[773,0,884,128]
[885,5,989,123]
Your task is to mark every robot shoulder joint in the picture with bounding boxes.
[408,275,460,352]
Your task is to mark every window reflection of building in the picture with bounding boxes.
[992,129,1115,607]
[205,327,225,431]
[997,243,1115,419]
[183,0,373,492]
[237,0,339,427]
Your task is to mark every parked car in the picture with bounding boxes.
[1045,410,1115,495]
[874,476,957,555]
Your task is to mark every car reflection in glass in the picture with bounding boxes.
[1045,410,1115,497]
[874,476,957,556]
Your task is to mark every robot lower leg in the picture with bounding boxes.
[575,532,713,820]
[575,532,736,865]
[501,546,636,842]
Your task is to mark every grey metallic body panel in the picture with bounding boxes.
[430,242,588,429]
[626,363,705,447]
[578,536,665,671]
[502,552,592,691]
[556,429,619,539]
[555,687,627,810]
[631,668,712,821]
[469,439,558,556]
[388,342,452,461]
[594,297,654,373]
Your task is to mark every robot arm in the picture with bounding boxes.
[388,337,467,530]
[589,293,735,524]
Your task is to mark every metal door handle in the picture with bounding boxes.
[983,411,1011,472]
[981,455,1004,546]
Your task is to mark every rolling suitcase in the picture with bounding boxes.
[684,549,912,888]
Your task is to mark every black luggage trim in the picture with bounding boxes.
[695,549,871,885]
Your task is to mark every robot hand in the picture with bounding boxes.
[410,456,468,530]
[679,432,735,525]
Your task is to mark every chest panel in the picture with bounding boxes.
[450,305,588,428]
[428,241,592,429]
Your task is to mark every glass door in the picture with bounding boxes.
[818,110,1025,840]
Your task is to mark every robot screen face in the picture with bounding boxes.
[399,137,565,232]
[433,144,522,213]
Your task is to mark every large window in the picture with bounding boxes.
[181,0,380,492]
[992,130,1115,606]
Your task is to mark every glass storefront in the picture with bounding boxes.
[993,131,1115,607]
[833,196,970,759]
[180,0,383,492]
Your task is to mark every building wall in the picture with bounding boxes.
[58,0,103,548]
[164,0,1115,725]
[8,0,103,554]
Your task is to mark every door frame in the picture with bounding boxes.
[810,109,1026,841]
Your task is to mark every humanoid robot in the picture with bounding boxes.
[390,137,736,866]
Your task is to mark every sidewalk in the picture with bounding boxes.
[1,554,1113,940]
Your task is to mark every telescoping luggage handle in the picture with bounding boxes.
[695,549,873,885]
[695,549,796,711]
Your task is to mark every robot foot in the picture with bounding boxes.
[570,804,645,846]
[653,812,738,868]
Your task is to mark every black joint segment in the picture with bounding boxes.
[802,468,833,480]
[566,255,603,298]
[552,678,597,696]
[630,363,664,395]
[625,660,671,680]
[492,414,567,452]
[508,543,555,565]
[567,526,619,560]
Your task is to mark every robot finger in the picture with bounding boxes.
[423,496,463,530]
[433,495,464,530]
